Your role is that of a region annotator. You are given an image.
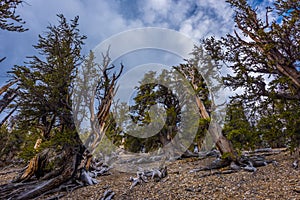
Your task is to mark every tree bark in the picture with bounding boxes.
[215,135,235,158]
[196,95,235,160]
[0,132,94,199]
[174,64,236,160]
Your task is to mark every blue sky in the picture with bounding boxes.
[0,0,273,86]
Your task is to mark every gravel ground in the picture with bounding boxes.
[0,151,299,200]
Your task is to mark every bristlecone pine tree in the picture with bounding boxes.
[203,0,299,150]
[127,70,181,152]
[0,14,118,200]
[174,58,236,163]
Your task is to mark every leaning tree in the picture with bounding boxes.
[174,49,236,163]
[202,0,299,150]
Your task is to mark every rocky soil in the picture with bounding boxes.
[0,151,299,200]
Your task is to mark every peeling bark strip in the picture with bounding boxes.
[18,154,39,182]
[0,80,17,96]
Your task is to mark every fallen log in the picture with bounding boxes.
[189,153,276,174]
[0,165,24,176]
[199,169,238,178]
[242,148,287,157]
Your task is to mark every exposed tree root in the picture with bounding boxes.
[0,166,24,176]
[189,148,282,174]
[100,189,115,200]
[0,145,111,200]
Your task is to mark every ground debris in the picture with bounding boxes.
[129,166,168,189]
[199,169,238,178]
[100,189,115,200]
[1,149,299,199]
[292,160,298,169]
[185,186,202,192]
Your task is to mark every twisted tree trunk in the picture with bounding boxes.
[0,133,88,199]
[0,61,124,200]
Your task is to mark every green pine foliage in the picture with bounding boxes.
[202,0,300,151]
[0,0,28,32]
[0,124,26,164]
[9,14,86,158]
[119,66,211,153]
[256,99,300,150]
[223,100,258,151]
[125,70,181,152]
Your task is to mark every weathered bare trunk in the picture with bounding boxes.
[195,97,210,119]
[0,80,17,96]
[216,135,235,157]
[0,130,93,200]
[196,95,235,160]
[175,63,236,160]
[89,82,115,153]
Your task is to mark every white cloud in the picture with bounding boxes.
[0,0,144,77]
[18,0,143,51]
[1,0,272,86]
[1,0,235,65]
[133,0,235,41]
